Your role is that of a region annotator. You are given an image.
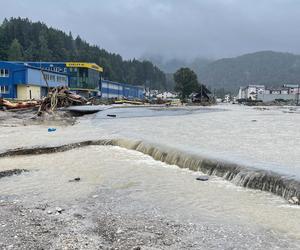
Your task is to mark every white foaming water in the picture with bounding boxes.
[0,105,300,180]
[88,105,300,178]
[1,104,299,178]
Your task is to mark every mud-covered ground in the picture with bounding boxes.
[0,110,76,127]
[1,184,299,250]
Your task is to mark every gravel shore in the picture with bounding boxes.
[1,185,299,250]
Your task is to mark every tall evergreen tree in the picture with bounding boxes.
[24,42,37,60]
[38,31,51,61]
[8,38,23,61]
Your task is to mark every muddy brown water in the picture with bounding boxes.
[1,105,300,248]
[0,146,300,246]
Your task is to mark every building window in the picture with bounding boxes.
[0,69,9,77]
[0,85,9,93]
[43,73,57,82]
[56,75,67,84]
[43,73,50,81]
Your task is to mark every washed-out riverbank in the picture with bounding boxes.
[1,105,300,249]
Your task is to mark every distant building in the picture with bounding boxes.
[224,94,231,103]
[101,80,144,99]
[257,85,299,102]
[237,84,300,102]
[238,85,265,100]
[189,85,212,103]
[145,89,159,98]
[156,91,177,100]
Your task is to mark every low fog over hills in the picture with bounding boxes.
[146,51,300,93]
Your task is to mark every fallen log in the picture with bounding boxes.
[0,98,39,110]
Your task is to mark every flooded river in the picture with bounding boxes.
[1,105,300,248]
[90,105,300,178]
[1,146,300,248]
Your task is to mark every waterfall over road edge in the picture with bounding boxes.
[1,138,299,203]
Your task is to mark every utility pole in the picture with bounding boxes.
[41,70,49,91]
[146,80,150,99]
[297,84,300,106]
[200,84,203,103]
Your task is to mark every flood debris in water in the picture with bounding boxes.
[0,98,39,110]
[0,169,29,179]
[37,86,87,115]
[288,196,300,205]
[196,175,209,181]
[47,127,57,132]
[69,177,81,182]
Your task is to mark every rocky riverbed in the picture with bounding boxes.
[1,145,300,249]
[1,186,299,250]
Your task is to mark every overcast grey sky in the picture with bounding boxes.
[1,0,300,60]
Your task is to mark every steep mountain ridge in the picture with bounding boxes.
[197,51,300,92]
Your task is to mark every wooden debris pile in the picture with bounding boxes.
[38,87,87,114]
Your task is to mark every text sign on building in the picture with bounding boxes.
[66,62,103,72]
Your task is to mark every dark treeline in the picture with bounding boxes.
[0,17,166,90]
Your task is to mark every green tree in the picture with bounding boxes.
[8,38,23,60]
[38,31,52,60]
[24,42,37,60]
[174,67,199,100]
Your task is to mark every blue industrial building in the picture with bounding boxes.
[101,80,144,99]
[24,62,102,98]
[0,61,68,99]
[0,61,145,100]
[26,62,145,100]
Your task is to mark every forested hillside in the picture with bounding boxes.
[147,51,300,94]
[142,55,213,75]
[0,17,166,90]
[197,51,300,92]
